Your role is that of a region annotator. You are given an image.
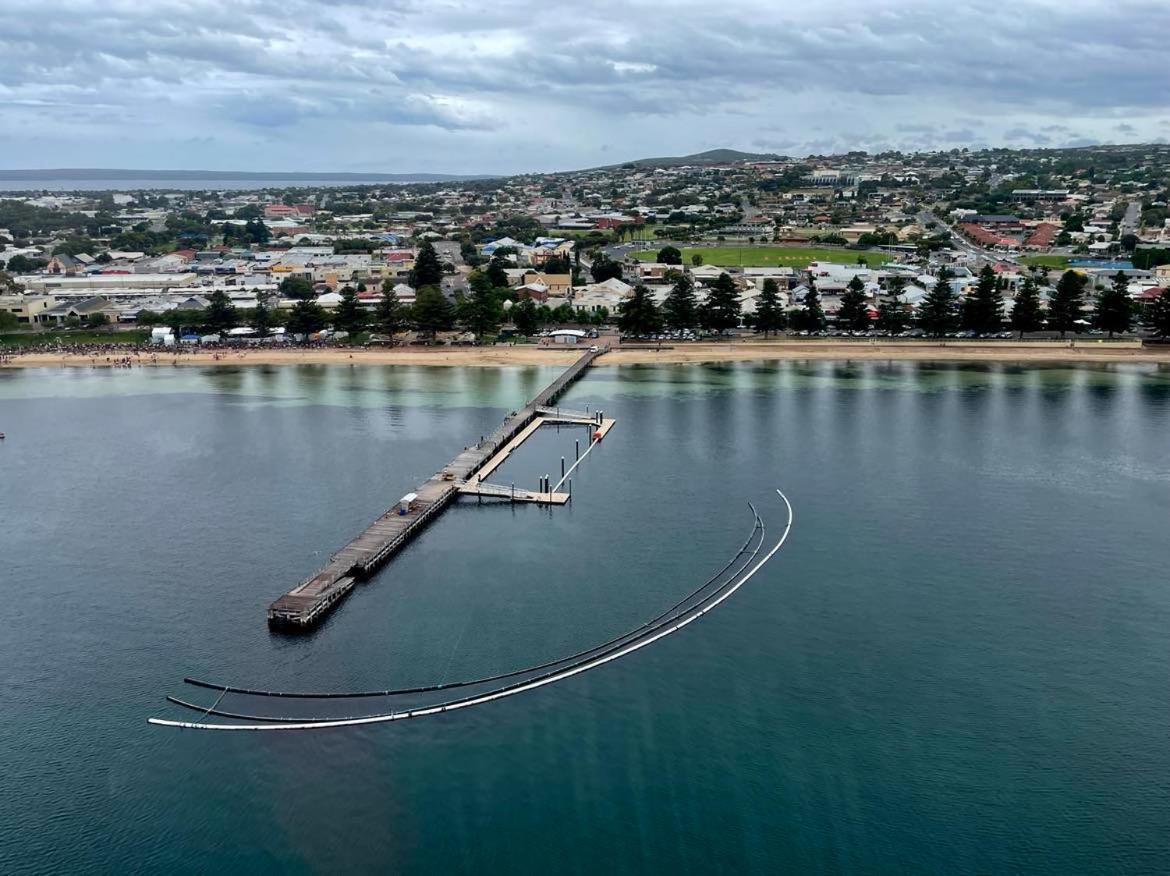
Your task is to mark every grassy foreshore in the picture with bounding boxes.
[4,339,1168,369]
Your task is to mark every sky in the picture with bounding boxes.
[1,0,1168,175]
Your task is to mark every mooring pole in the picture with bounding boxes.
[561,456,565,478]
[575,439,579,461]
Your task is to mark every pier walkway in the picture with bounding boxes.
[267,346,613,629]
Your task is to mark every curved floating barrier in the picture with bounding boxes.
[162,512,765,724]
[183,513,766,700]
[149,490,793,732]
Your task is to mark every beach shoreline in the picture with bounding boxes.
[3,340,1168,370]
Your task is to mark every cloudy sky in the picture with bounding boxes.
[1,0,1167,174]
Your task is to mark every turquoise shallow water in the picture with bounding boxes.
[1,361,1169,874]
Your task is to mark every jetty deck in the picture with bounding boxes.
[267,345,612,628]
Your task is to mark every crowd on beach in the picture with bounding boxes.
[0,341,262,366]
[0,336,374,365]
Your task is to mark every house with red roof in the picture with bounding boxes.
[264,204,316,219]
[960,223,1013,248]
[1024,223,1058,249]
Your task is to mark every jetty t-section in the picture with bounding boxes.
[267,346,615,630]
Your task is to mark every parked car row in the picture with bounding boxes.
[620,329,700,342]
[794,328,1018,339]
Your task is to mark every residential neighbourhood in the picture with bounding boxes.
[4,143,1170,344]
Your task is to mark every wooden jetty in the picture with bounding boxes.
[267,346,614,629]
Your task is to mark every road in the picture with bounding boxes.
[918,209,1019,267]
[1120,200,1141,237]
[599,241,645,264]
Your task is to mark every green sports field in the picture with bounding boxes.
[1019,254,1071,269]
[631,246,894,268]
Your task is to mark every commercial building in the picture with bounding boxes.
[0,293,58,324]
[37,296,121,325]
[22,273,199,294]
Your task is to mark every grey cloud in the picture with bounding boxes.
[1004,127,1053,145]
[0,0,1168,172]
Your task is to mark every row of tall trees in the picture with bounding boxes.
[661,273,742,331]
[270,283,460,340]
[654,266,1166,340]
[142,266,1170,344]
[289,268,606,342]
[915,266,1139,338]
[618,272,744,335]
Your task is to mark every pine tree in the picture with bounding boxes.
[754,278,785,337]
[409,241,444,289]
[1094,271,1133,337]
[837,274,870,331]
[513,297,538,336]
[1146,287,1170,338]
[705,272,742,333]
[1010,274,1044,337]
[962,264,1003,333]
[662,274,698,330]
[463,270,501,339]
[286,298,326,337]
[801,274,825,331]
[375,280,406,342]
[618,285,661,336]
[333,285,367,334]
[1048,269,1087,337]
[486,256,510,288]
[252,290,272,338]
[413,286,454,339]
[876,275,907,333]
[202,290,238,333]
[917,266,958,337]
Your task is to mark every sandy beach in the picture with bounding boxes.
[3,340,1168,370]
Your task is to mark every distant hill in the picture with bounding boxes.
[0,168,490,183]
[587,149,785,171]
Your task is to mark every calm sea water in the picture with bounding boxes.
[1,361,1168,874]
[0,178,438,193]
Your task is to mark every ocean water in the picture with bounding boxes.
[0,178,438,193]
[1,361,1168,873]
